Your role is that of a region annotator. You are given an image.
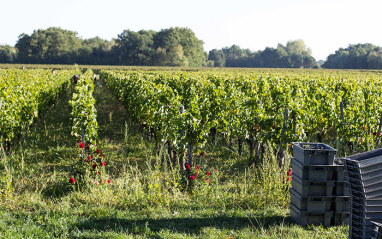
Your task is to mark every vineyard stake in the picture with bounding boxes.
[340,101,346,156]
[376,115,382,148]
[81,124,86,158]
[278,107,288,167]
[179,106,185,170]
[188,144,193,167]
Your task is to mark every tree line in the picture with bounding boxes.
[1,27,382,69]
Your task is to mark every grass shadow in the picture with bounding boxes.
[74,214,292,236]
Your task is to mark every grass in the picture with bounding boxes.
[0,80,348,238]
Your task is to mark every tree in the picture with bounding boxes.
[261,47,283,68]
[208,49,225,67]
[15,33,32,63]
[164,45,188,66]
[15,27,82,64]
[115,30,155,65]
[77,37,116,65]
[153,27,206,67]
[0,45,17,63]
[322,43,382,69]
[303,55,317,68]
[367,49,382,69]
[285,39,312,56]
[221,45,253,67]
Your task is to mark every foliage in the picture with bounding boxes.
[0,45,17,63]
[216,40,317,68]
[16,27,82,64]
[5,26,382,69]
[12,27,207,67]
[69,70,109,188]
[0,67,353,237]
[322,43,382,69]
[100,69,382,157]
[0,68,76,143]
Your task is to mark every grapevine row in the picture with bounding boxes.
[0,69,76,147]
[69,70,109,187]
[100,70,382,158]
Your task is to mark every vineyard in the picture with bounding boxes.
[100,69,382,161]
[1,65,382,238]
[0,69,77,148]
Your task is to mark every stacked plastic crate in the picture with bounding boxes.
[371,221,382,239]
[290,142,350,227]
[344,149,382,239]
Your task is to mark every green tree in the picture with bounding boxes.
[15,33,32,63]
[323,43,381,69]
[367,49,382,69]
[285,39,312,56]
[15,27,82,64]
[221,45,251,67]
[208,49,225,67]
[153,27,206,67]
[77,37,116,65]
[0,45,17,63]
[115,30,155,65]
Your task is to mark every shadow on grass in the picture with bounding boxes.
[74,214,292,236]
[41,180,72,198]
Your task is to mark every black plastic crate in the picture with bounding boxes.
[346,166,382,181]
[351,196,382,207]
[349,185,382,199]
[333,212,349,225]
[371,221,382,239]
[348,178,382,193]
[290,188,333,212]
[372,221,382,233]
[334,196,350,212]
[352,201,382,212]
[371,229,382,239]
[335,164,346,181]
[292,142,336,165]
[290,202,333,227]
[292,173,335,197]
[352,208,382,219]
[350,189,382,200]
[291,157,336,182]
[334,181,350,196]
[350,224,371,239]
[345,148,382,170]
[349,231,365,239]
[350,213,382,226]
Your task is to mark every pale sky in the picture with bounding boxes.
[1,0,381,61]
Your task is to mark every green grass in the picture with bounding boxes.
[0,81,348,238]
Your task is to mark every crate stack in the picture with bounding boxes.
[290,142,350,227]
[371,221,382,239]
[344,149,382,239]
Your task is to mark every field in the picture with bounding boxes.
[3,65,381,238]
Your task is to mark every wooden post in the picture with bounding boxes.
[210,128,217,144]
[247,137,254,159]
[167,140,174,166]
[278,107,289,167]
[179,106,185,170]
[376,115,382,148]
[81,124,86,157]
[238,139,243,156]
[340,102,345,156]
[188,143,193,167]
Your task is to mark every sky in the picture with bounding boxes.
[1,0,381,61]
